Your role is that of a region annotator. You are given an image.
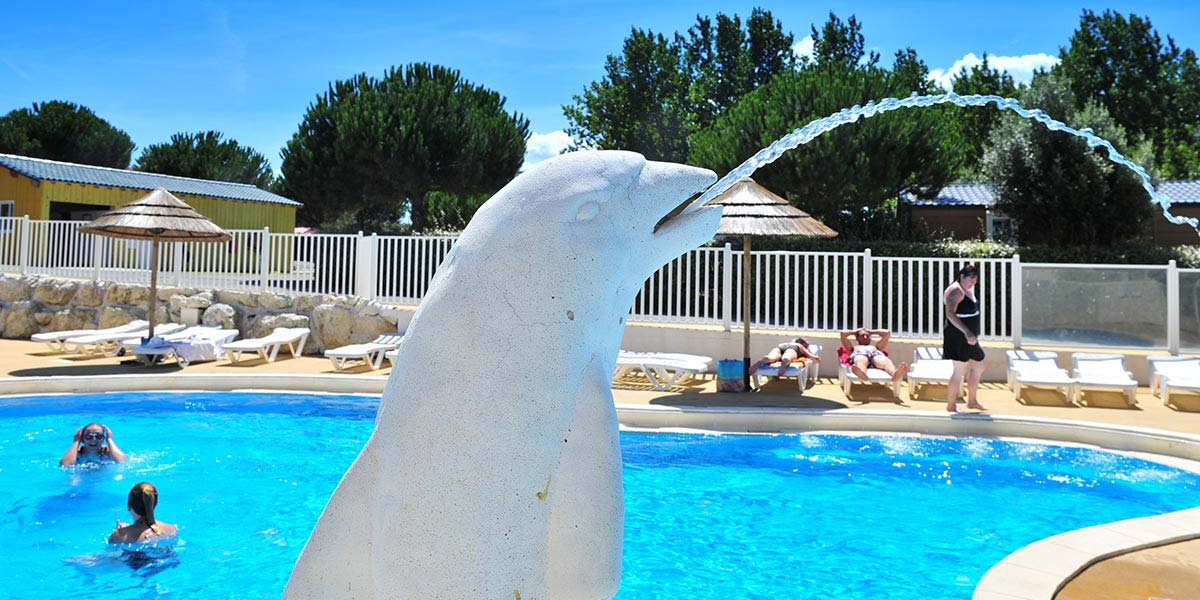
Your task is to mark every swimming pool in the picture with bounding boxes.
[1,392,1197,599]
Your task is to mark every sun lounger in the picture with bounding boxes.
[839,362,900,399]
[64,322,185,356]
[1006,350,1076,403]
[32,320,149,352]
[752,344,822,392]
[126,326,239,366]
[1072,353,1138,407]
[1146,356,1200,397]
[223,327,310,364]
[907,346,957,401]
[1160,376,1200,407]
[324,333,405,371]
[615,350,711,391]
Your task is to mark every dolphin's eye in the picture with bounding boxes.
[576,201,601,222]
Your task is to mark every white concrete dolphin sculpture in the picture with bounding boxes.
[284,151,720,599]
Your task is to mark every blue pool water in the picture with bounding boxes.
[1,392,1197,599]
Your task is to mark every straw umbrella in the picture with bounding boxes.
[707,177,837,389]
[80,187,231,339]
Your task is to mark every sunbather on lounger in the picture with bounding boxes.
[749,337,820,377]
[840,328,908,383]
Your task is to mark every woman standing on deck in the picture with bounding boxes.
[943,263,987,412]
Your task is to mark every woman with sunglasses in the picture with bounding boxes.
[60,422,127,466]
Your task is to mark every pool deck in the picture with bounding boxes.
[1,338,1198,599]
[3,339,1198,434]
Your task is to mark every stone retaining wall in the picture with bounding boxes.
[0,275,414,353]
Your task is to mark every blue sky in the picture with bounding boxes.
[2,1,1198,174]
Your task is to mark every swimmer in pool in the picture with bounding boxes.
[60,423,126,466]
[110,482,177,544]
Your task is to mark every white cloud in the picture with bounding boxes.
[522,130,573,171]
[928,52,1060,91]
[792,35,814,61]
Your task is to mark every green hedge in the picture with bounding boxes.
[713,236,1200,267]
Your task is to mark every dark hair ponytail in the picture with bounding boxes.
[957,263,979,281]
[128,482,159,529]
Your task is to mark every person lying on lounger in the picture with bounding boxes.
[749,337,821,379]
[839,328,908,383]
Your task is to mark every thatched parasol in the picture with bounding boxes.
[707,177,837,389]
[80,187,231,339]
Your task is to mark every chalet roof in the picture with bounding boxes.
[0,153,300,207]
[904,180,1200,208]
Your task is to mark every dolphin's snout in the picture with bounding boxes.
[652,189,709,233]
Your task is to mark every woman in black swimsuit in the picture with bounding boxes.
[943,264,986,412]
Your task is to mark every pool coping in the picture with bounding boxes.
[4,374,1199,599]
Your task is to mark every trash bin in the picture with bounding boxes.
[716,359,746,393]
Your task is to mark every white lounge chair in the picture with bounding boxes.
[1006,350,1076,403]
[839,361,900,399]
[1160,376,1200,408]
[907,346,957,401]
[223,327,310,364]
[1072,353,1138,407]
[64,322,185,356]
[32,320,149,352]
[126,326,239,367]
[615,350,711,391]
[752,344,822,392]
[1146,356,1200,397]
[325,333,405,371]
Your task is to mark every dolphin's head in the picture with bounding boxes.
[462,149,718,285]
[413,151,718,353]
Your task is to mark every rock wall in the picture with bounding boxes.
[0,275,412,353]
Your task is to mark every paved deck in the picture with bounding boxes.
[4,339,1199,433]
[2,338,1198,594]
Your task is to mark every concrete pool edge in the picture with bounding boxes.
[0,373,390,396]
[971,508,1200,600]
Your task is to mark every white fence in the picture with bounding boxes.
[0,216,1193,352]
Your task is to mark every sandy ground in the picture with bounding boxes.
[1056,538,1200,600]
[4,338,1199,592]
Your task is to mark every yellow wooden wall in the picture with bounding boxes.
[38,181,296,232]
[0,167,43,217]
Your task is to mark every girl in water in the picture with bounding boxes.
[110,482,178,543]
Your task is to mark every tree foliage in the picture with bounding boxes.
[563,29,690,162]
[0,100,134,168]
[563,8,794,161]
[1057,9,1200,177]
[809,13,879,69]
[136,131,274,188]
[281,63,529,231]
[689,63,962,236]
[946,54,1020,176]
[683,9,795,131]
[983,72,1153,246]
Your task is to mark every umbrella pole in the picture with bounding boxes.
[743,235,751,391]
[148,238,159,339]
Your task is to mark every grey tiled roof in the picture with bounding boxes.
[905,179,1200,207]
[0,153,300,207]
[1156,180,1200,204]
[904,183,996,207]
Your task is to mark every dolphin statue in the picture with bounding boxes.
[284,150,720,599]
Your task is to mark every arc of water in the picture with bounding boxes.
[696,92,1200,235]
